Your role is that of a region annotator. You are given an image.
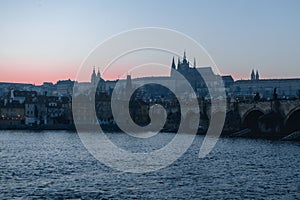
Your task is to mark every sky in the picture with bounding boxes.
[0,0,300,84]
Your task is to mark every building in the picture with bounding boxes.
[170,51,233,98]
[24,94,38,126]
[45,96,72,124]
[0,99,25,127]
[0,82,35,97]
[83,51,233,100]
[231,71,300,99]
[56,79,75,96]
[41,82,56,96]
[91,66,105,91]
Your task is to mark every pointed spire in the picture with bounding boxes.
[182,50,188,65]
[91,66,97,83]
[92,66,96,77]
[97,67,101,77]
[171,56,176,69]
[251,69,255,80]
[193,58,196,68]
[256,70,259,80]
[177,57,181,71]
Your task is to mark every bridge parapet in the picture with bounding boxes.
[227,99,299,119]
[235,101,271,120]
[278,99,300,116]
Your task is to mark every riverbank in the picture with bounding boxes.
[1,124,299,141]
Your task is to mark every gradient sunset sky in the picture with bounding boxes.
[0,0,300,85]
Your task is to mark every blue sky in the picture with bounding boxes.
[0,0,299,84]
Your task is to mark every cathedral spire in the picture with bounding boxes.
[183,50,186,60]
[97,68,101,78]
[91,66,97,85]
[171,57,177,77]
[251,69,255,80]
[171,57,176,69]
[182,50,188,65]
[256,70,259,80]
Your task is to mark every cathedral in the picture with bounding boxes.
[87,51,233,98]
[171,51,196,77]
[251,69,259,80]
[170,51,214,96]
[91,66,105,92]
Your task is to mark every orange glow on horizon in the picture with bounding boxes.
[1,59,298,85]
[0,59,79,85]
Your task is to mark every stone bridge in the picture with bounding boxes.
[225,99,300,134]
[139,98,300,135]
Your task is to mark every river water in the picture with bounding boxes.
[1,131,299,199]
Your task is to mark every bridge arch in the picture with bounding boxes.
[284,106,300,133]
[258,111,284,134]
[242,108,265,132]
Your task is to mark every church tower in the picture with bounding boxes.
[182,50,188,65]
[125,74,133,98]
[91,66,97,87]
[255,70,259,80]
[171,56,176,70]
[91,66,106,92]
[251,69,255,80]
[97,68,101,79]
[126,75,132,90]
[180,50,189,71]
[171,57,176,77]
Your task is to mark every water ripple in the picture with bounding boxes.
[1,131,299,199]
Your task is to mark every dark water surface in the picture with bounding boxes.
[1,131,299,199]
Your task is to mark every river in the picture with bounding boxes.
[1,131,299,199]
